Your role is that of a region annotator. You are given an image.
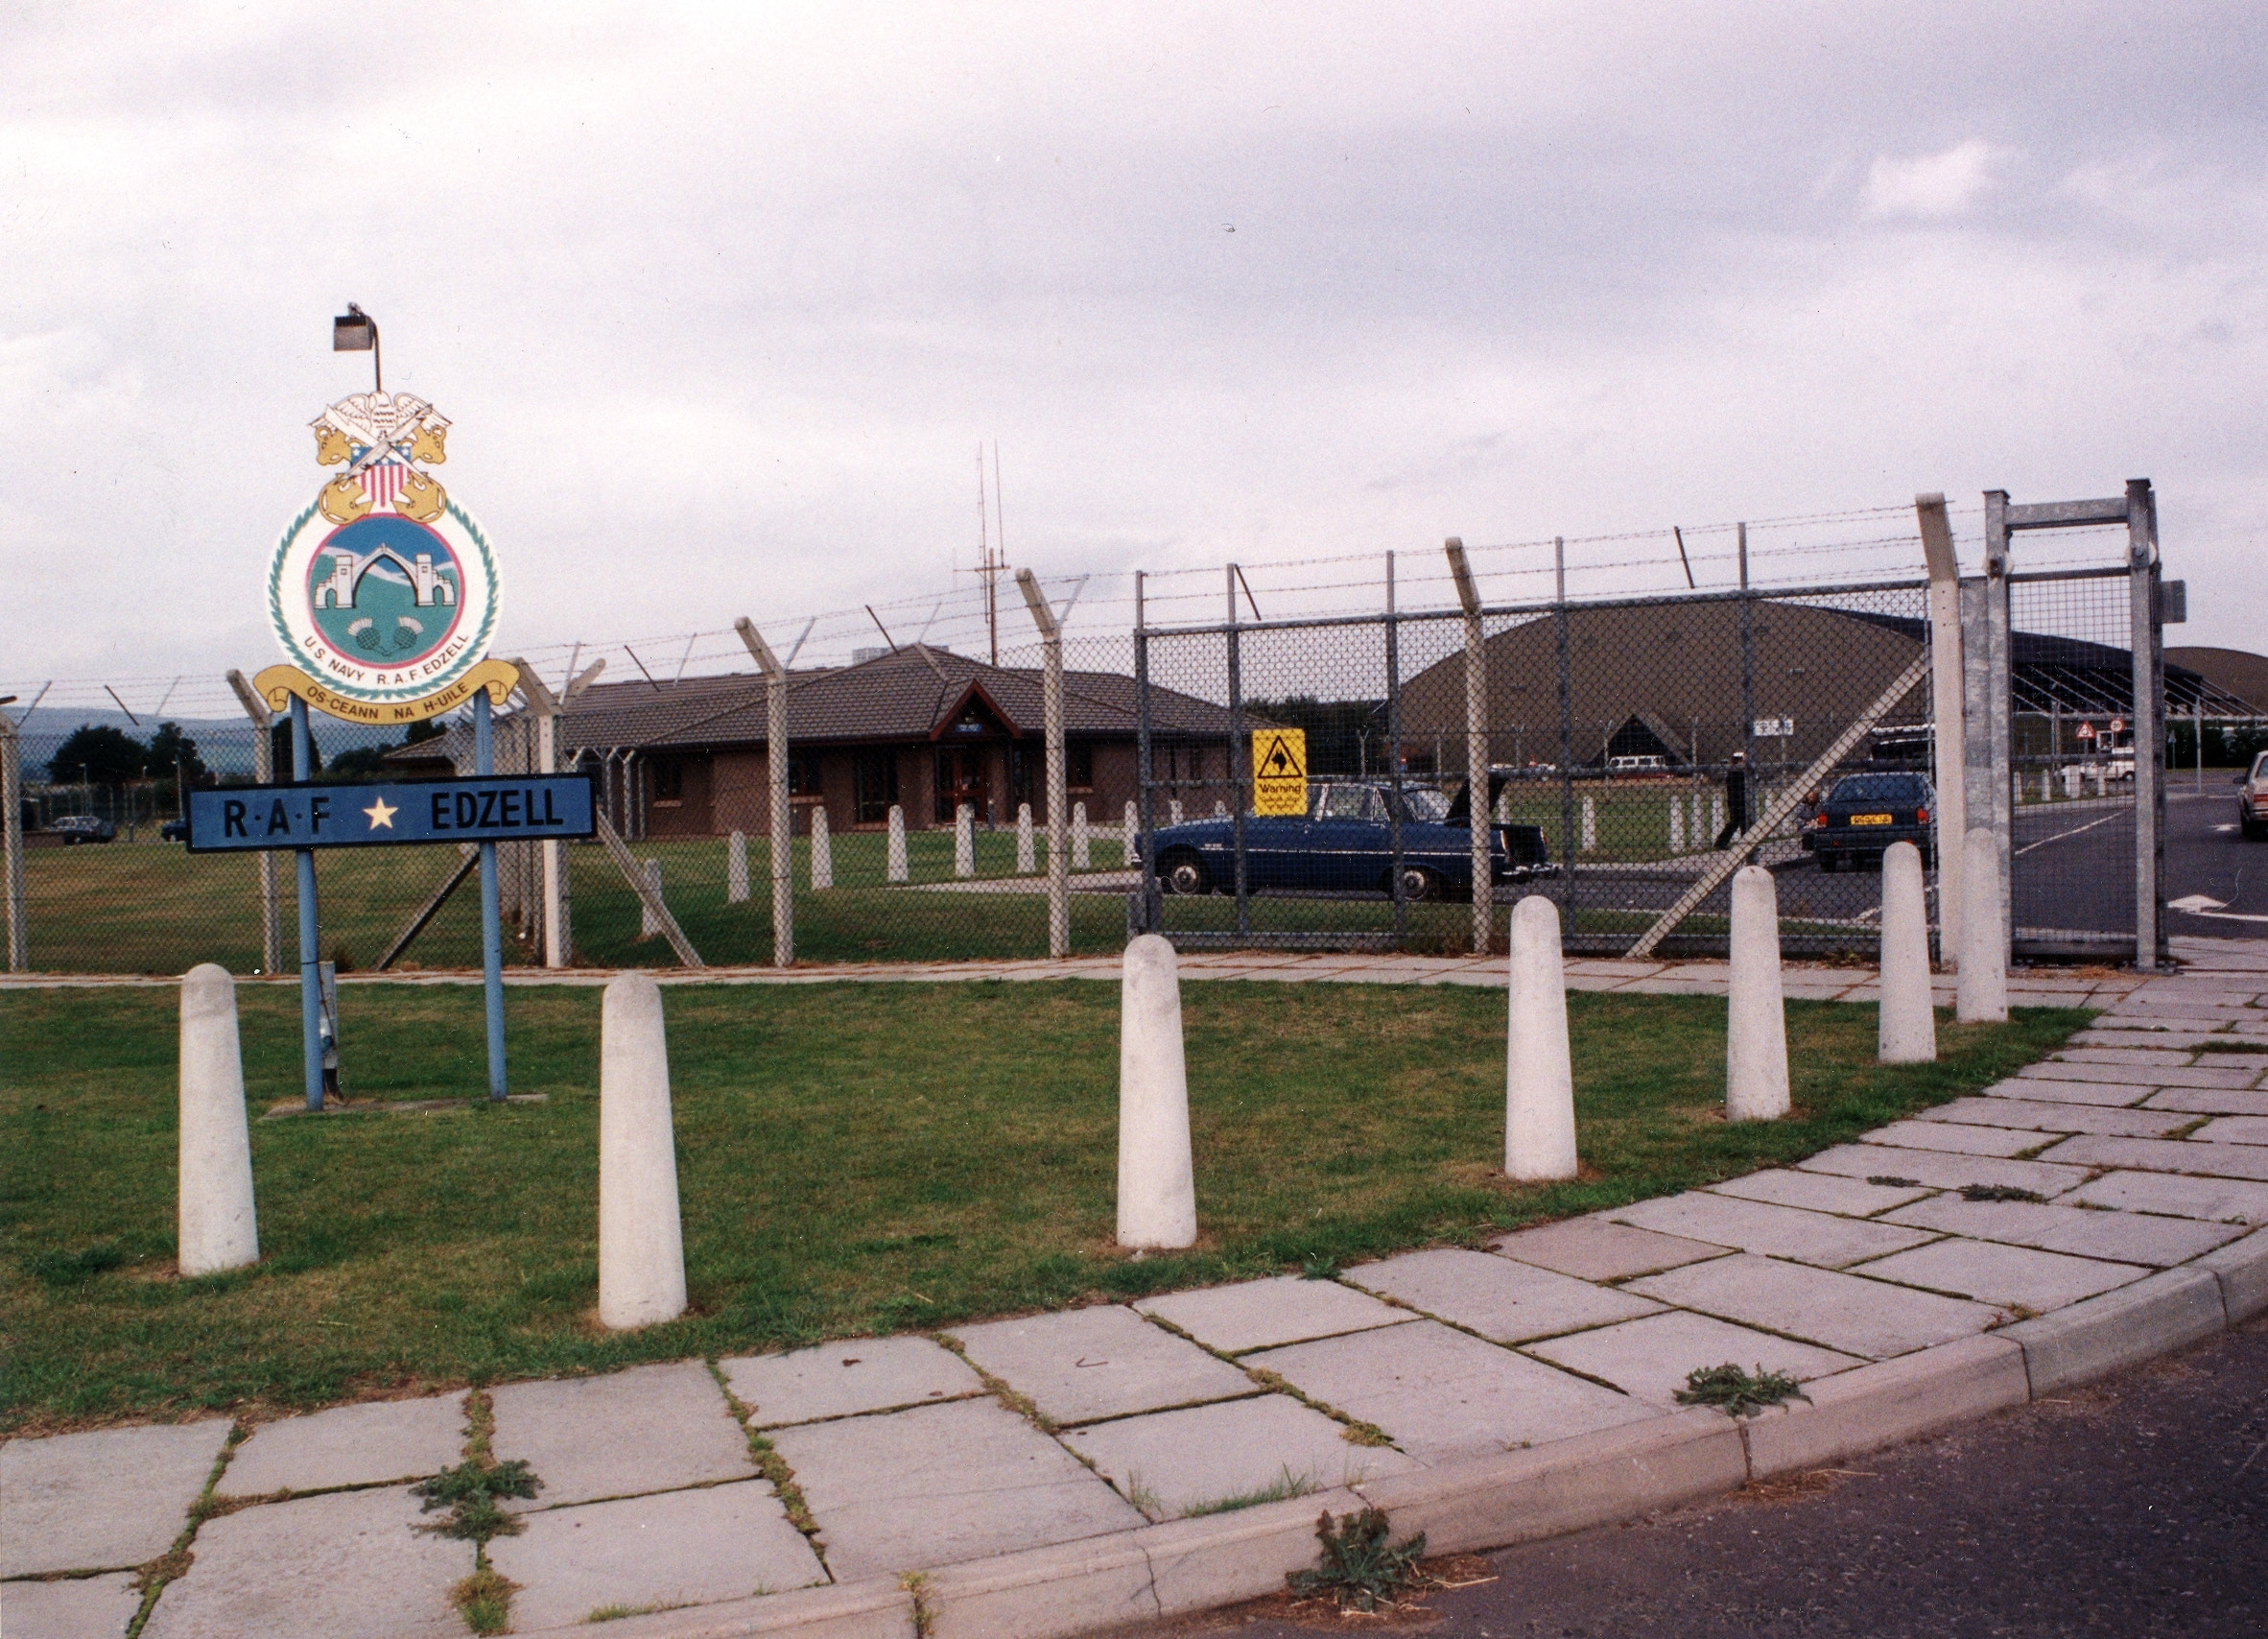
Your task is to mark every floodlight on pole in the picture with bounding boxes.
[332,302,381,392]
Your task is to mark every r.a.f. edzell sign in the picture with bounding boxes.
[184,775,597,854]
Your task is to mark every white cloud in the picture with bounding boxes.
[1862,139,2012,219]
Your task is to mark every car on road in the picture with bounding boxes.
[2239,751,2268,842]
[48,815,116,844]
[1800,771,1934,871]
[1136,776,1550,899]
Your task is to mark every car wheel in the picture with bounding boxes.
[1396,866,1443,902]
[1159,850,1210,895]
[2246,819,2268,843]
[1817,854,1836,873]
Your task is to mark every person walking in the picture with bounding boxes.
[1713,750,1749,851]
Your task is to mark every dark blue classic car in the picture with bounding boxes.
[1136,777,1549,899]
[1800,772,1936,870]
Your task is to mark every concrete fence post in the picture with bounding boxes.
[225,669,282,975]
[1726,865,1790,1120]
[1878,840,1937,1063]
[810,806,832,891]
[1016,802,1035,874]
[1,716,24,973]
[1956,827,2008,1023]
[734,617,793,968]
[1122,801,1138,866]
[886,805,909,882]
[178,963,258,1275]
[1118,933,1196,1248]
[1014,568,1072,958]
[1447,538,1491,958]
[1073,801,1091,869]
[955,804,975,877]
[1505,895,1578,1180]
[598,972,687,1329]
[640,861,663,938]
[726,831,748,903]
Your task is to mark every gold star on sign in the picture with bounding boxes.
[363,796,398,829]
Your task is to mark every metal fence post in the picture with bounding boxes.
[474,687,507,1100]
[290,695,323,1110]
[225,669,281,975]
[1447,538,1489,955]
[1135,573,1159,930]
[734,618,793,968]
[1554,536,1574,924]
[1226,565,1249,939]
[1015,570,1071,958]
[2128,479,2163,968]
[1,712,24,972]
[1737,524,1756,838]
[511,659,573,968]
[1385,552,1406,942]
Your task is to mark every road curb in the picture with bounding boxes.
[1742,1334,2030,1479]
[2196,1227,2268,1324]
[1998,1267,2228,1396]
[512,1575,915,1639]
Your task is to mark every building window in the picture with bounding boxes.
[853,750,898,823]
[1067,741,1094,790]
[787,751,821,796]
[651,759,684,802]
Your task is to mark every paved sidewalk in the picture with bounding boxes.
[4,942,2263,1639]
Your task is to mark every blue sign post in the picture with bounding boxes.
[185,774,598,854]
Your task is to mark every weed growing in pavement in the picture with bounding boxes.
[1674,1363,1811,1418]
[1867,1175,1922,1188]
[412,1459,542,1541]
[1300,1254,1341,1280]
[450,1567,516,1636]
[1960,1184,2045,1202]
[1287,1507,1434,1611]
[1186,1468,1321,1517]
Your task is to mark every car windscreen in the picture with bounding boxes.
[1401,789,1451,822]
[1828,774,1925,804]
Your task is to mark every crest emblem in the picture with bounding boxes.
[269,392,499,706]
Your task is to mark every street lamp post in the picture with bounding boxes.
[333,304,381,392]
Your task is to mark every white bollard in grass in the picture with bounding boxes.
[1495,787,1512,824]
[955,803,975,877]
[1213,799,1226,818]
[1878,841,1937,1063]
[178,963,259,1276]
[640,860,664,938]
[1122,801,1138,867]
[1016,802,1035,873]
[1118,934,1196,1248]
[726,831,748,904]
[1956,827,2008,1024]
[1726,865,1791,1121]
[1669,795,1686,855]
[2064,766,2081,800]
[1169,799,1184,826]
[1073,801,1091,869]
[811,806,833,890]
[886,805,910,883]
[2091,765,2107,798]
[1711,791,1726,845]
[1581,795,1596,852]
[1505,895,1578,1180]
[598,972,687,1329]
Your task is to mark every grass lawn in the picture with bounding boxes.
[0,981,2085,1433]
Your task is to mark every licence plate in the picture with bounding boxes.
[1851,813,1893,826]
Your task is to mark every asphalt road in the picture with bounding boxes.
[1163,1318,2268,1639]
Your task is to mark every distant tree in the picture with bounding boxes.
[404,718,445,745]
[270,720,321,778]
[46,724,148,785]
[323,744,393,781]
[1243,695,1386,777]
[146,722,209,787]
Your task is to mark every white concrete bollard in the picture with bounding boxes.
[1580,795,1596,852]
[1016,802,1035,873]
[1726,865,1791,1120]
[1118,934,1196,1248]
[1122,801,1138,867]
[1073,802,1091,869]
[2063,766,2081,800]
[598,973,687,1329]
[1213,799,1226,818]
[640,860,663,938]
[810,806,833,890]
[1878,840,1937,1064]
[886,805,909,883]
[2091,765,2107,798]
[1504,895,1578,1180]
[1169,799,1184,826]
[726,831,748,904]
[178,963,258,1275]
[955,804,975,877]
[1956,827,2008,1024]
[1669,795,1686,855]
[1711,791,1726,845]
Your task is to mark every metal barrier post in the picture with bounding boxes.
[227,669,281,974]
[291,695,323,1110]
[1,712,24,972]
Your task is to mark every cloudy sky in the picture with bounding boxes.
[5,0,2263,695]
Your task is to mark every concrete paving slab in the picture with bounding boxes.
[1524,1310,1862,1407]
[1610,1192,1937,1268]
[2052,1046,2200,1067]
[487,1479,825,1630]
[0,1571,143,1638]
[2065,1169,2268,1224]
[1795,1144,2091,1198]
[1060,1394,1419,1520]
[1134,1276,1409,1355]
[1881,1194,2246,1266]
[489,1362,752,1509]
[1489,1218,1730,1282]
[1244,1320,1658,1462]
[1982,1075,2156,1106]
[1857,1119,2047,1157]
[768,1397,1142,1580]
[1704,1169,1933,1216]
[2037,1132,2268,1181]
[2192,1115,2268,1146]
[1913,1096,2193,1139]
[949,1306,1255,1425]
[2142,1087,2268,1117]
[1,1419,229,1577]
[2020,1061,2261,1090]
[1848,1238,2148,1311]
[1623,1252,2004,1358]
[139,1485,471,1639]
[221,1395,465,1497]
[719,1336,983,1428]
[1341,1247,1662,1342]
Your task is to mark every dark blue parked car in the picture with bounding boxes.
[1136,777,1549,900]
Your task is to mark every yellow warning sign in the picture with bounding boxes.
[1251,728,1309,817]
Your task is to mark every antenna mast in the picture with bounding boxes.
[965,441,1006,666]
